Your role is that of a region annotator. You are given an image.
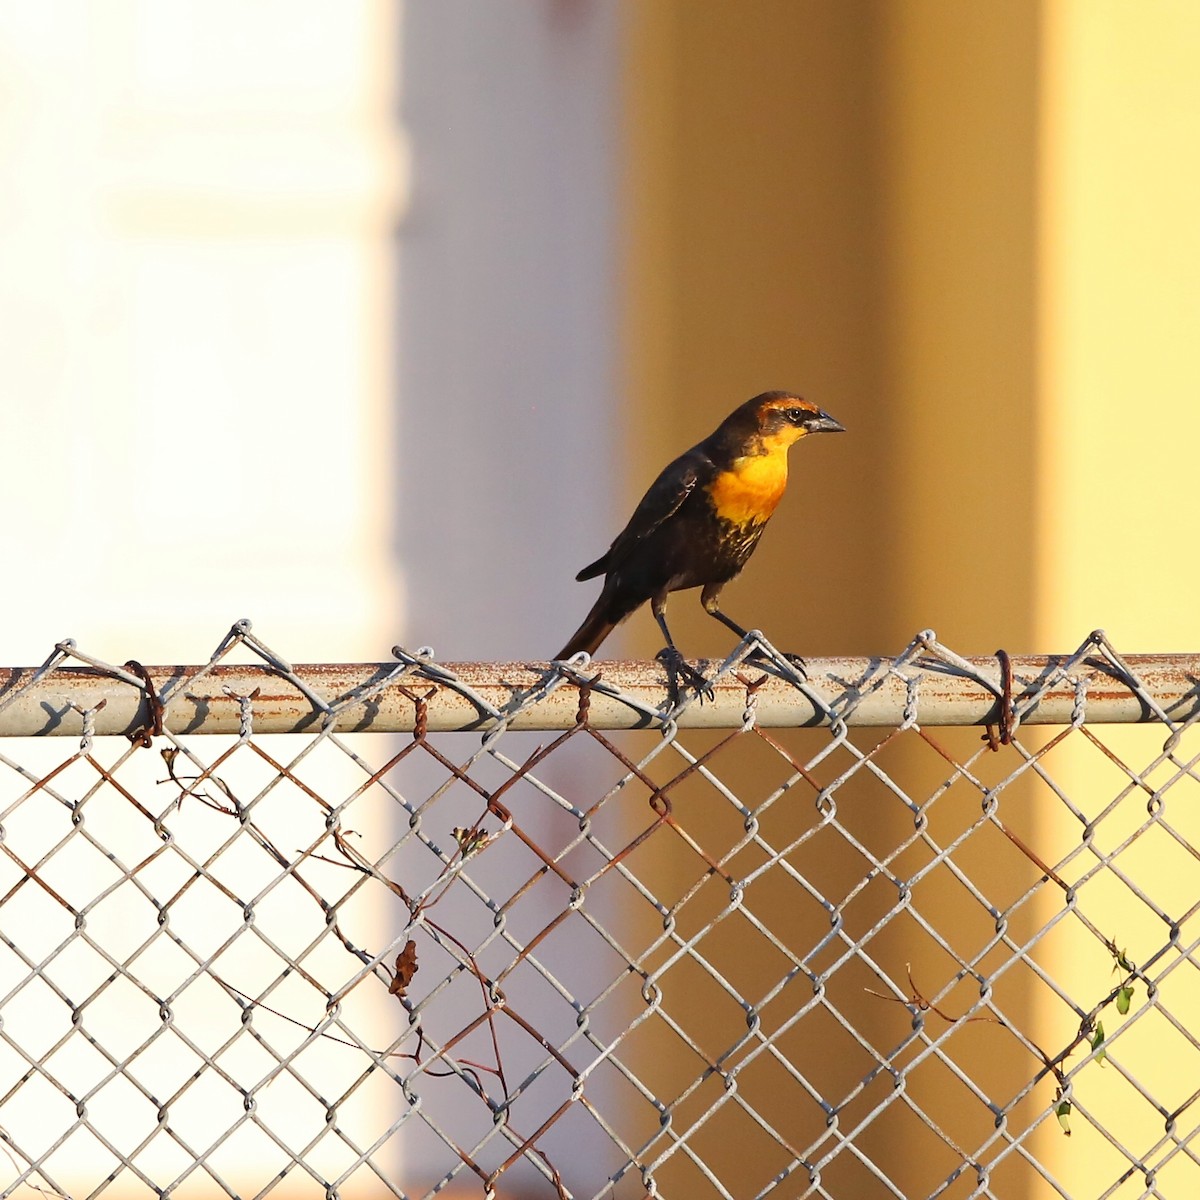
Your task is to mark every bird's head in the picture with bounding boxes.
[741,391,846,451]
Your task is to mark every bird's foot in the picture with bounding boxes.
[746,647,808,681]
[656,646,715,705]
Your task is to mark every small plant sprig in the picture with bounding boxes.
[869,935,1141,1137]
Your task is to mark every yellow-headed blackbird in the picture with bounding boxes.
[556,391,844,671]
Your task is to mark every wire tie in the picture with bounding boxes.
[125,659,165,747]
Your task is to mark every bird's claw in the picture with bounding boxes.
[656,647,715,705]
[782,651,808,678]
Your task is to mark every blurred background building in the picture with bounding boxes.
[0,1,1198,1195]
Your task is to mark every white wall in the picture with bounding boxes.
[0,0,405,666]
[0,2,408,1193]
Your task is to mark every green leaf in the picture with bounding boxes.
[1055,1097,1072,1136]
[1116,984,1134,1015]
[1091,1021,1107,1066]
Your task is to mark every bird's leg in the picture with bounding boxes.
[700,584,750,640]
[652,594,713,702]
[700,583,807,678]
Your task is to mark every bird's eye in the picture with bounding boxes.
[785,407,805,424]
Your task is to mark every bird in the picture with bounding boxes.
[555,390,844,686]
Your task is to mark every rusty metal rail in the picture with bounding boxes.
[0,633,1196,737]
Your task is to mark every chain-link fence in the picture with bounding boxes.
[1,622,1197,1199]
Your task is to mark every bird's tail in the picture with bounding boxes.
[555,594,620,659]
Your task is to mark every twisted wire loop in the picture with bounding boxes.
[0,624,1195,1199]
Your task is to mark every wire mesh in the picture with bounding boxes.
[0,622,1197,1199]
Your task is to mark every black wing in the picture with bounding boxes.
[576,449,711,581]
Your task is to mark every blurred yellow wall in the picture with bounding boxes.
[1037,2,1200,1192]
[621,1,1200,1194]
[1040,1,1200,649]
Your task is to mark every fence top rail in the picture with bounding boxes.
[0,635,1196,738]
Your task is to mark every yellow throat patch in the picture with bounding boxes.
[707,435,795,527]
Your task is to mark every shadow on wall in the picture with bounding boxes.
[394,2,622,663]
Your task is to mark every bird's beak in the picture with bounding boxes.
[809,411,846,434]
